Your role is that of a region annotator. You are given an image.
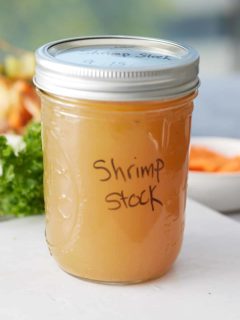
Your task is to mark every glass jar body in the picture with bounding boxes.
[40,92,196,283]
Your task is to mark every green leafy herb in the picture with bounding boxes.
[0,122,44,217]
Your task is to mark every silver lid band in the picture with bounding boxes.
[34,36,199,101]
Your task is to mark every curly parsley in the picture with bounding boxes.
[0,122,44,216]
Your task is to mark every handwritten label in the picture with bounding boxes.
[93,158,164,212]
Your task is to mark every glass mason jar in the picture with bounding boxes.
[34,36,199,283]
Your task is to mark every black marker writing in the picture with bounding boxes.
[93,158,164,183]
[93,157,164,212]
[105,185,162,211]
[93,159,111,181]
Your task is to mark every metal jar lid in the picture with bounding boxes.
[34,35,200,101]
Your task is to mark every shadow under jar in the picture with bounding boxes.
[34,36,199,284]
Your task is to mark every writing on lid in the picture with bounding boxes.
[55,46,180,69]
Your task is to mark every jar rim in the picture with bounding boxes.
[38,88,197,115]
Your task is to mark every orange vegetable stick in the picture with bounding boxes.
[189,146,228,172]
[218,156,240,172]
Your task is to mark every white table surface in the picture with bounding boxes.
[0,199,240,320]
[228,212,240,222]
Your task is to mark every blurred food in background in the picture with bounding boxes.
[190,145,240,172]
[0,40,43,217]
[0,39,40,134]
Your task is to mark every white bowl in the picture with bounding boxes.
[188,137,240,212]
